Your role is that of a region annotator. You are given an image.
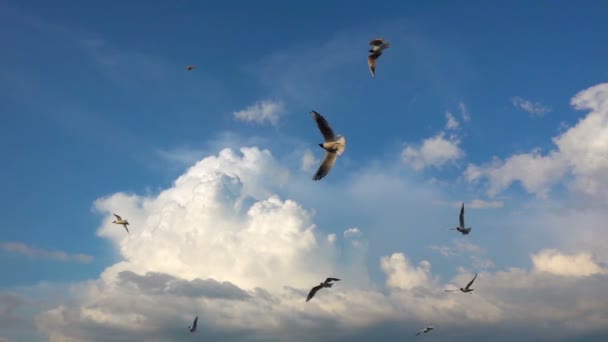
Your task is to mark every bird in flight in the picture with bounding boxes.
[416,326,435,336]
[186,65,195,71]
[445,273,478,294]
[310,111,346,181]
[367,38,390,77]
[188,316,198,333]
[306,277,340,302]
[112,214,130,234]
[449,202,472,235]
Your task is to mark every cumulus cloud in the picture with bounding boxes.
[233,100,285,126]
[402,132,464,171]
[429,240,495,270]
[532,249,606,277]
[402,109,466,171]
[29,145,608,341]
[1,242,94,263]
[511,96,552,117]
[466,83,608,200]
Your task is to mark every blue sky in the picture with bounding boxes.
[2,1,608,341]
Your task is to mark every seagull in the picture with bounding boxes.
[186,65,195,71]
[449,202,472,235]
[445,273,478,294]
[112,214,130,234]
[416,326,435,336]
[369,38,390,53]
[306,277,340,302]
[188,316,198,333]
[310,111,346,181]
[367,38,389,77]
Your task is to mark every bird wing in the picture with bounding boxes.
[306,284,323,302]
[444,289,457,292]
[113,214,122,220]
[312,151,338,181]
[193,316,198,329]
[416,331,422,336]
[325,277,340,282]
[465,273,478,290]
[311,111,336,142]
[368,52,382,77]
[459,203,465,227]
[123,224,129,233]
[370,38,385,46]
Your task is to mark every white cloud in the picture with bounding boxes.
[343,228,362,238]
[233,100,285,126]
[1,242,93,263]
[466,83,608,200]
[459,102,470,121]
[380,253,432,290]
[300,149,318,172]
[445,111,459,130]
[429,240,495,269]
[402,132,464,171]
[433,199,504,209]
[511,96,552,117]
[532,249,606,277]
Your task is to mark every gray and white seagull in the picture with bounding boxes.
[188,316,198,333]
[306,277,340,302]
[445,273,478,294]
[310,111,346,181]
[112,214,130,234]
[449,202,472,235]
[416,326,435,336]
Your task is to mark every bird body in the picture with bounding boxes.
[188,316,198,332]
[306,277,340,302]
[311,111,346,181]
[112,214,130,234]
[450,202,472,235]
[186,65,195,71]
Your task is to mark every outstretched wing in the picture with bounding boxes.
[368,52,382,77]
[311,111,336,142]
[306,285,323,302]
[313,152,338,181]
[369,38,385,46]
[444,289,458,292]
[465,273,478,290]
[192,316,198,329]
[459,203,465,228]
[123,224,129,234]
[325,277,340,282]
[113,214,122,220]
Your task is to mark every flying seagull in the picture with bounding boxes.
[445,273,478,294]
[112,214,130,233]
[416,326,435,336]
[368,38,389,77]
[306,277,340,302]
[449,202,472,235]
[186,65,195,71]
[188,316,198,333]
[369,38,390,53]
[310,111,346,181]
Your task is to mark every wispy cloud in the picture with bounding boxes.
[458,102,471,121]
[1,242,93,263]
[233,100,285,126]
[511,96,552,117]
[445,111,459,130]
[433,199,504,209]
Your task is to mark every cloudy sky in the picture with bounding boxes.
[2,1,608,341]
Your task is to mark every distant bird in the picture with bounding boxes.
[306,277,340,302]
[188,316,198,333]
[310,111,346,181]
[367,38,389,77]
[112,214,130,234]
[369,38,390,53]
[449,202,472,235]
[186,65,195,71]
[416,326,435,336]
[445,273,478,294]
